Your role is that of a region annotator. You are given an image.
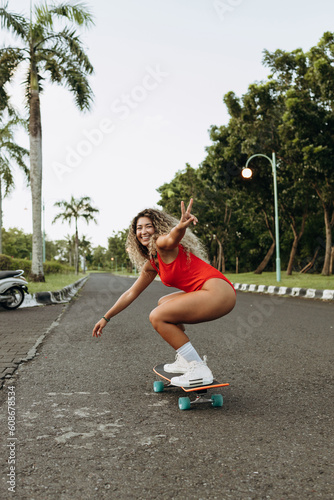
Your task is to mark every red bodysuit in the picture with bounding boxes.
[150,245,235,293]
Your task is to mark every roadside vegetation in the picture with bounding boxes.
[28,273,87,294]
[223,272,333,290]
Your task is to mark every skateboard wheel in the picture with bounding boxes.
[153,381,165,393]
[178,397,191,411]
[211,394,223,407]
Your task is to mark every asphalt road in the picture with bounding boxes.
[0,273,333,499]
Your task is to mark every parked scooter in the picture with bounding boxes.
[0,270,29,309]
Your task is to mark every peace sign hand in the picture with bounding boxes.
[179,198,198,228]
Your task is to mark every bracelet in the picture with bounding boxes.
[102,316,110,322]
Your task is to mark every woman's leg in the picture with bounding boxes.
[149,279,236,349]
[158,292,186,333]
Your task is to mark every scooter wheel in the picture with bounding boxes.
[2,287,25,310]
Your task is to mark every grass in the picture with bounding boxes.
[27,273,87,294]
[223,271,334,290]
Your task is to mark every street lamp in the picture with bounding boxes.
[241,152,281,282]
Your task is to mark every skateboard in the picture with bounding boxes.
[153,364,229,411]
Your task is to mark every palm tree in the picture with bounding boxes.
[78,234,92,273]
[0,109,29,253]
[53,195,98,274]
[0,1,94,281]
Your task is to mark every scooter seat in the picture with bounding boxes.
[0,270,23,280]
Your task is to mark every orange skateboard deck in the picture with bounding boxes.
[153,364,229,410]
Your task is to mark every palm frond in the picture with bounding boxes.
[55,27,93,73]
[0,107,28,193]
[35,1,94,29]
[36,27,94,74]
[43,54,62,83]
[1,142,29,176]
[53,195,99,225]
[0,48,25,85]
[60,65,94,110]
[0,48,25,110]
[0,158,15,196]
[31,22,48,46]
[29,23,94,108]
[0,2,29,39]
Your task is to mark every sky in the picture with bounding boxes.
[2,0,334,249]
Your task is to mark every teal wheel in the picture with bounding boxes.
[178,397,191,411]
[153,381,165,393]
[211,394,223,407]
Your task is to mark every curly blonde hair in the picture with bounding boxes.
[126,208,209,270]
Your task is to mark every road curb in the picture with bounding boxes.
[21,276,89,308]
[232,282,334,301]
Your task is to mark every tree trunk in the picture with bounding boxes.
[330,246,334,275]
[286,213,307,275]
[300,247,319,273]
[321,204,333,276]
[216,240,222,272]
[254,209,276,274]
[29,71,44,281]
[221,243,225,273]
[286,236,298,276]
[254,241,276,274]
[75,219,79,275]
[216,239,226,273]
[0,178,2,254]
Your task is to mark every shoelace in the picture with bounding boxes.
[184,357,207,375]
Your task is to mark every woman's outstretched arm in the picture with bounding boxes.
[92,262,157,337]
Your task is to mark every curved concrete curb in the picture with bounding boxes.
[21,276,89,308]
[233,282,334,301]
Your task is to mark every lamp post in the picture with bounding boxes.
[242,152,281,282]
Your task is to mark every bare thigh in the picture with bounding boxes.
[151,279,236,326]
[158,291,186,306]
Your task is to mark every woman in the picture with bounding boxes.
[92,199,236,387]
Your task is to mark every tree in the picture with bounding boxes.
[0,109,29,253]
[1,227,32,259]
[263,32,334,275]
[156,164,220,263]
[108,229,132,271]
[0,1,94,280]
[53,235,75,265]
[91,245,108,270]
[53,195,98,274]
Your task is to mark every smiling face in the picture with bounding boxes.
[136,216,155,247]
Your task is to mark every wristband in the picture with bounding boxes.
[102,316,110,322]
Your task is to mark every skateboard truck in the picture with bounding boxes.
[153,364,229,410]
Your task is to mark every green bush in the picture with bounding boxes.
[0,254,11,269]
[0,254,31,274]
[0,254,75,275]
[43,260,74,274]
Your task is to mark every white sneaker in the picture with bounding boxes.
[164,353,190,374]
[170,358,213,387]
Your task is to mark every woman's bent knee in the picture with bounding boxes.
[149,308,160,329]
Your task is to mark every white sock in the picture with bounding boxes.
[177,342,202,363]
